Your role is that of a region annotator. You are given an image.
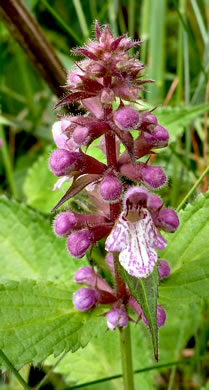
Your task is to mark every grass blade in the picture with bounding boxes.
[176,164,209,211]
[108,0,119,36]
[190,0,208,45]
[147,0,166,103]
[0,125,18,198]
[0,349,30,390]
[40,0,83,45]
[63,354,209,389]
[140,0,150,65]
[72,0,89,39]
[128,0,135,38]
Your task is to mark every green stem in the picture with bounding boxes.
[176,164,209,211]
[120,325,135,390]
[0,125,18,197]
[0,349,30,390]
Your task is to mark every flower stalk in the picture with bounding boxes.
[120,325,135,390]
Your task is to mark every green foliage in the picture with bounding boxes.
[46,323,154,390]
[160,190,209,271]
[155,103,209,141]
[158,191,209,304]
[0,197,107,374]
[0,279,106,370]
[159,304,202,363]
[160,257,209,304]
[0,196,85,281]
[23,148,65,214]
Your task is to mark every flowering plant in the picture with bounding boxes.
[48,21,179,385]
[1,2,209,389]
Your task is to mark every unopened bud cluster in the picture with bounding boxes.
[49,22,179,332]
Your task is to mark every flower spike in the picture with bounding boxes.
[49,23,178,349]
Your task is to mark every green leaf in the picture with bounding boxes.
[159,304,202,363]
[46,322,154,390]
[23,148,67,214]
[160,191,209,271]
[155,103,209,141]
[159,257,209,304]
[119,264,159,361]
[0,196,85,281]
[159,191,209,303]
[0,280,105,370]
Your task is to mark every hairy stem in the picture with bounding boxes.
[113,253,127,299]
[105,128,134,389]
[120,325,135,390]
[104,131,126,297]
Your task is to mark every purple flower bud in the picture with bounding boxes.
[49,150,106,177]
[156,305,166,328]
[49,149,80,177]
[144,125,169,148]
[67,230,92,258]
[142,305,166,329]
[147,194,163,212]
[106,308,129,330]
[140,112,158,131]
[54,213,77,236]
[0,139,3,148]
[140,165,167,189]
[158,260,170,279]
[100,175,122,202]
[74,266,96,285]
[73,126,89,145]
[75,266,114,294]
[155,208,179,233]
[73,288,99,311]
[114,107,140,131]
